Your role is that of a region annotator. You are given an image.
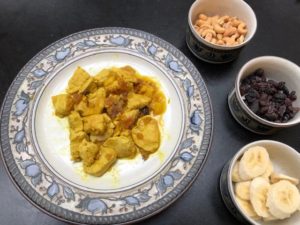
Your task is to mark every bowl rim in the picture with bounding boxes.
[188,0,257,50]
[235,56,300,128]
[227,140,300,225]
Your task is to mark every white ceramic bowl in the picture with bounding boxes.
[186,0,257,63]
[228,56,300,134]
[220,140,300,225]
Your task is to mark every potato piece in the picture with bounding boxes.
[69,130,87,161]
[75,88,106,116]
[103,136,136,158]
[67,67,92,94]
[83,114,110,135]
[68,111,83,132]
[127,93,151,110]
[150,90,167,115]
[52,94,74,117]
[131,116,160,153]
[79,139,99,166]
[84,147,117,177]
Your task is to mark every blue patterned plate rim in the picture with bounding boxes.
[0,27,213,224]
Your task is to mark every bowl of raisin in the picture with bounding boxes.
[228,56,300,134]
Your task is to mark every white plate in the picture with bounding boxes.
[0,28,213,224]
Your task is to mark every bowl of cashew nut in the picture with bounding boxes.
[186,0,257,63]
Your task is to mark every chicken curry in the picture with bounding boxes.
[52,66,166,177]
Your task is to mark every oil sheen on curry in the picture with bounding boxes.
[51,66,167,177]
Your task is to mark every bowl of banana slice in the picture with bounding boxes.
[220,140,300,225]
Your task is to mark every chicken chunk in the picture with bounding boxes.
[69,130,87,161]
[131,116,160,153]
[84,147,117,176]
[75,88,106,116]
[52,94,75,117]
[103,136,136,158]
[83,113,113,136]
[68,111,83,132]
[113,66,138,84]
[79,139,99,166]
[127,93,151,110]
[67,67,93,94]
[90,120,114,143]
[117,109,140,130]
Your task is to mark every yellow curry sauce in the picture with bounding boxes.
[51,66,167,177]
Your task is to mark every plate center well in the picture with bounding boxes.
[32,51,184,192]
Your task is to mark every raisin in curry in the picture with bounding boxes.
[52,66,166,177]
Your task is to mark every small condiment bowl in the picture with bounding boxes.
[186,0,257,63]
[228,56,300,135]
[220,140,300,225]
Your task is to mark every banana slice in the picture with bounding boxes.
[270,173,299,185]
[263,214,277,222]
[232,161,242,182]
[249,177,271,218]
[235,196,260,220]
[235,181,251,200]
[261,161,273,179]
[266,180,300,219]
[239,146,270,180]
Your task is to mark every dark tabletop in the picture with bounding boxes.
[0,0,300,225]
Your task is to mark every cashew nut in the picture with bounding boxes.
[223,27,237,37]
[220,15,230,23]
[195,19,207,27]
[217,39,225,45]
[204,32,213,42]
[200,24,213,30]
[237,35,245,44]
[231,19,241,27]
[223,37,235,46]
[238,23,247,35]
[214,24,225,34]
[201,29,216,37]
[231,33,240,40]
[211,38,217,44]
[217,34,223,40]
[198,14,207,20]
[193,13,247,46]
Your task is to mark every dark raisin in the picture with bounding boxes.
[278,105,286,117]
[139,106,150,115]
[282,85,290,95]
[273,93,286,103]
[267,80,278,88]
[284,98,292,106]
[240,84,251,96]
[260,93,268,100]
[259,100,268,106]
[259,106,269,114]
[278,81,286,90]
[289,91,297,101]
[254,68,264,77]
[240,69,299,123]
[250,100,259,114]
[265,112,278,121]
